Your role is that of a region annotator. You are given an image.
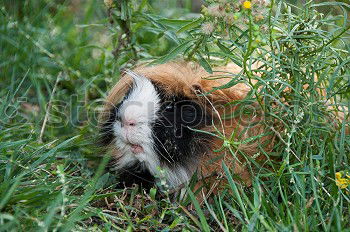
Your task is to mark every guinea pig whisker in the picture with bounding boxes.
[153,139,174,163]
[151,132,175,164]
[153,144,174,164]
[98,128,117,137]
[201,92,226,136]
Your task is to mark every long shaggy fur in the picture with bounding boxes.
[100,61,348,196]
[101,62,271,189]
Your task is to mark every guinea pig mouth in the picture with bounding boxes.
[129,143,144,154]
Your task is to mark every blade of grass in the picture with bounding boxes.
[187,188,210,232]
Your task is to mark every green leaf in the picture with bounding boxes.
[158,18,193,27]
[216,40,232,54]
[0,139,31,149]
[209,75,243,92]
[120,0,129,20]
[150,187,157,200]
[0,176,22,211]
[177,17,203,34]
[187,188,210,232]
[222,161,249,221]
[198,54,213,74]
[151,40,193,64]
[216,41,242,67]
[29,135,80,170]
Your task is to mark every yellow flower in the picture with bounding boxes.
[243,1,252,9]
[335,172,341,179]
[335,171,350,189]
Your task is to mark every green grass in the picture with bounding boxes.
[1,0,349,231]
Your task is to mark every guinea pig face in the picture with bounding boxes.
[101,71,211,188]
[111,72,161,174]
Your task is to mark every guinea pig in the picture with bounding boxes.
[99,61,272,194]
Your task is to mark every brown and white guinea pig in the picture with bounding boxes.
[99,61,272,193]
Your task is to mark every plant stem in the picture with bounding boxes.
[302,25,350,58]
[186,36,205,61]
[268,0,275,50]
[242,13,265,112]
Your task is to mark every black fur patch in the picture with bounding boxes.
[152,85,212,168]
[116,161,155,190]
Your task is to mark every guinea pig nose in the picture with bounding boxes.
[124,119,136,127]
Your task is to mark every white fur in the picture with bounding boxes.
[165,166,192,188]
[112,71,192,188]
[113,71,160,175]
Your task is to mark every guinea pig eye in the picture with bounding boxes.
[165,104,174,110]
[163,101,175,111]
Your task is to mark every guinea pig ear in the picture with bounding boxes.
[191,84,203,94]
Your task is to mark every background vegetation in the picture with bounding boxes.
[0,0,349,231]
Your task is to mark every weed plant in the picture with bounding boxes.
[0,0,349,231]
